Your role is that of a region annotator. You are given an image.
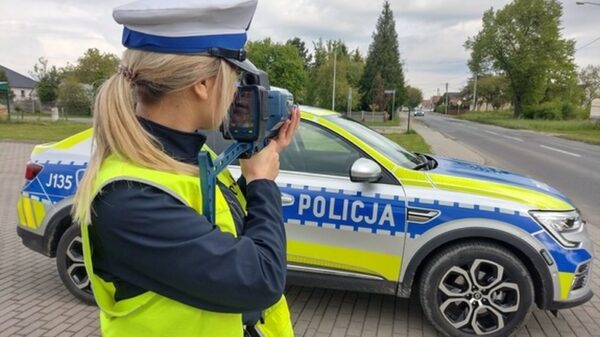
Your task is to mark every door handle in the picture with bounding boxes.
[281,193,294,206]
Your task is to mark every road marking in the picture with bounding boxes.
[540,145,581,158]
[484,130,523,141]
[501,135,524,142]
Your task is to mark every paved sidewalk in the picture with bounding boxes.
[370,115,485,164]
[2,140,600,337]
[409,120,486,165]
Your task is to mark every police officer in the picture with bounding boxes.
[72,0,299,336]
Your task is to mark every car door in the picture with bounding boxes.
[278,120,407,283]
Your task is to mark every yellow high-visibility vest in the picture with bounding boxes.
[81,152,293,337]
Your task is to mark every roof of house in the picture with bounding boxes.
[0,65,37,89]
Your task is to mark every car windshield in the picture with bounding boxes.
[325,115,422,169]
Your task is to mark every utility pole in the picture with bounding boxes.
[347,87,352,117]
[391,90,396,120]
[445,82,449,115]
[331,46,337,111]
[384,89,396,121]
[472,73,478,111]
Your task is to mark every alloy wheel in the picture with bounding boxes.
[437,259,520,335]
[63,236,91,292]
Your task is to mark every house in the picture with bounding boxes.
[420,99,433,111]
[0,65,38,101]
[445,92,463,106]
[435,92,469,114]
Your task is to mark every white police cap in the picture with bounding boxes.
[113,0,259,74]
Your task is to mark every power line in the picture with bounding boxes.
[577,36,600,51]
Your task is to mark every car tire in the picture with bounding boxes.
[419,241,533,337]
[56,225,95,305]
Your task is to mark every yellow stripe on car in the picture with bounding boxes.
[18,197,46,229]
[558,272,576,300]
[17,197,27,228]
[287,240,402,281]
[427,173,573,210]
[32,128,93,155]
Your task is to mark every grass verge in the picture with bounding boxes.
[384,130,432,154]
[458,111,600,145]
[0,120,91,143]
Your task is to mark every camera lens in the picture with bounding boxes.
[242,72,258,85]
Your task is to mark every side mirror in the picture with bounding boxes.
[350,158,382,183]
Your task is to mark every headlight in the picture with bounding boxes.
[530,210,584,247]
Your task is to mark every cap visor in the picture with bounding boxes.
[226,58,259,74]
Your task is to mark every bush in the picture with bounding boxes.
[435,104,446,113]
[523,101,562,120]
[523,101,591,120]
[560,102,576,120]
[574,105,591,119]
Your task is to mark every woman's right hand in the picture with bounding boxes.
[240,141,280,183]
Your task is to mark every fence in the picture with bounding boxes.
[346,111,389,122]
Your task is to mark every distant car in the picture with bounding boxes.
[413,109,425,117]
[17,105,593,337]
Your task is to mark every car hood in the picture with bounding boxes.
[428,155,573,207]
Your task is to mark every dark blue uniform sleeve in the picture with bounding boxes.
[90,179,286,313]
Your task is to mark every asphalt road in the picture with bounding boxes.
[418,113,600,224]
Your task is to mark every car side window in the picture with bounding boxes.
[280,122,362,177]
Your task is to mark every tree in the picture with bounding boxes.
[466,0,577,118]
[462,75,511,111]
[247,38,308,102]
[360,1,405,117]
[405,86,423,111]
[73,48,120,89]
[58,77,92,115]
[347,49,365,89]
[579,65,600,108]
[0,69,7,82]
[286,37,311,70]
[31,57,62,105]
[373,73,386,113]
[305,40,364,111]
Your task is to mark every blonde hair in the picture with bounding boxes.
[72,49,237,225]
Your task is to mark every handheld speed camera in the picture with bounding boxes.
[198,69,295,222]
[223,70,294,154]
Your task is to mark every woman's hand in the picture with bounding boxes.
[271,106,300,153]
[240,107,301,183]
[240,142,279,183]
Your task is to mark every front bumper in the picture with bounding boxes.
[548,289,593,310]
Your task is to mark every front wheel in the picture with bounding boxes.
[56,225,95,305]
[419,241,534,337]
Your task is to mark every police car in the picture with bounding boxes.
[17,105,592,337]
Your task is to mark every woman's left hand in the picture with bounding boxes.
[271,106,300,153]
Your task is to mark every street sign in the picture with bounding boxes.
[591,98,600,120]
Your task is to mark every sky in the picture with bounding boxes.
[0,0,598,98]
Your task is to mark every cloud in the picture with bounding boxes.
[0,0,596,97]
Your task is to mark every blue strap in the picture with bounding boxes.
[122,27,247,54]
[198,143,253,223]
